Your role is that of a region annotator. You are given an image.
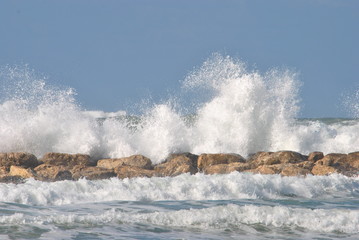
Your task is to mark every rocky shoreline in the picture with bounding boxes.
[0,151,358,183]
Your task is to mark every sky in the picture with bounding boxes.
[0,0,358,117]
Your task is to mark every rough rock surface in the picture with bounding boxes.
[97,155,152,170]
[198,153,245,170]
[116,166,155,179]
[0,152,39,169]
[34,164,73,181]
[71,166,116,180]
[155,154,197,177]
[9,166,36,179]
[41,153,92,167]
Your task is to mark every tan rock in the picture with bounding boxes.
[71,166,116,180]
[115,166,155,179]
[9,166,36,179]
[41,153,92,167]
[246,164,283,175]
[311,164,337,175]
[347,152,359,169]
[308,152,324,162]
[155,154,197,177]
[281,165,311,176]
[0,152,39,169]
[34,164,73,181]
[97,155,152,170]
[248,151,307,167]
[203,162,251,175]
[197,153,245,170]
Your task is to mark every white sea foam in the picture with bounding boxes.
[1,57,359,163]
[1,204,358,234]
[0,173,358,206]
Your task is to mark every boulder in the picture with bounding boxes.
[34,164,73,181]
[9,166,36,179]
[280,165,311,176]
[246,164,283,175]
[203,162,251,175]
[115,166,155,179]
[71,166,116,180]
[41,153,92,167]
[154,154,197,177]
[346,152,359,169]
[311,164,337,175]
[164,153,198,168]
[0,175,25,184]
[197,153,245,170]
[97,155,152,170]
[308,152,324,162]
[248,151,307,167]
[0,152,39,169]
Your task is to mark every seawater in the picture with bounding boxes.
[1,173,359,239]
[1,55,359,239]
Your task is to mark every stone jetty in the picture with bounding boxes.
[0,151,359,183]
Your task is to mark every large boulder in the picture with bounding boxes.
[0,152,39,169]
[311,164,337,175]
[97,155,152,170]
[203,162,251,175]
[9,166,36,179]
[308,152,324,162]
[41,153,92,167]
[154,154,197,177]
[34,164,73,181]
[248,151,307,167]
[346,152,359,169]
[280,165,311,176]
[197,153,245,170]
[71,166,116,180]
[246,164,283,175]
[115,166,155,179]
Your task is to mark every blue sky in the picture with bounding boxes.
[0,0,358,117]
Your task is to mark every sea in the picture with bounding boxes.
[0,55,359,239]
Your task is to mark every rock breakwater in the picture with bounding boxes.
[0,151,358,183]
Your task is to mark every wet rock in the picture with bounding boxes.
[246,164,283,175]
[41,153,92,167]
[0,175,25,184]
[308,152,324,162]
[280,165,311,176]
[203,162,252,175]
[311,164,337,175]
[155,154,197,177]
[97,155,152,170]
[0,152,39,169]
[9,166,36,179]
[34,164,73,181]
[249,151,307,167]
[346,152,359,169]
[71,166,116,180]
[115,166,155,179]
[197,153,245,170]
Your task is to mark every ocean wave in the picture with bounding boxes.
[0,173,358,206]
[1,204,358,234]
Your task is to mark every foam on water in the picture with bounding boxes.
[0,173,358,206]
[1,204,358,234]
[1,56,359,163]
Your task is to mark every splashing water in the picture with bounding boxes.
[0,56,359,164]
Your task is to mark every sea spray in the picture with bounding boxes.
[1,56,359,163]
